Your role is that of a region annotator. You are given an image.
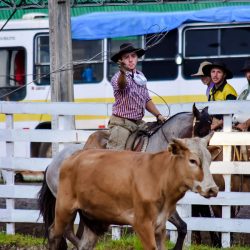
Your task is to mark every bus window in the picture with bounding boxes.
[0,48,26,101]
[34,34,50,85]
[107,31,178,81]
[143,30,178,81]
[107,36,142,80]
[72,39,103,84]
[35,35,104,85]
[183,25,250,79]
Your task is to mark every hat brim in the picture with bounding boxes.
[191,73,204,77]
[241,67,250,72]
[111,48,145,63]
[202,64,233,79]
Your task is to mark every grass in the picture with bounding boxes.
[0,232,45,248]
[0,232,250,250]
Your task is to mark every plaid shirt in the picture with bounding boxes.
[110,70,151,121]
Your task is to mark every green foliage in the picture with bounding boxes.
[0,233,45,248]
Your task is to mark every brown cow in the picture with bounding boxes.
[48,135,218,250]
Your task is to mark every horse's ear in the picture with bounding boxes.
[168,138,188,155]
[192,103,200,119]
[201,131,214,146]
[203,106,209,113]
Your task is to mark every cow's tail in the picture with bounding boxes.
[37,168,67,250]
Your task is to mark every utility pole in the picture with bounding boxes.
[48,0,75,154]
[48,0,74,103]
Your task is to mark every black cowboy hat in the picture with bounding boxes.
[111,43,145,63]
[202,61,233,79]
[241,59,250,72]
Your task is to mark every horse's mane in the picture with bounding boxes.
[165,112,191,122]
[145,112,192,137]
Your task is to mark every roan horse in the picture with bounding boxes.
[48,135,218,250]
[38,104,213,250]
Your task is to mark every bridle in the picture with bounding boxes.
[193,113,212,138]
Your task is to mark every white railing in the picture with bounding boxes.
[0,100,250,248]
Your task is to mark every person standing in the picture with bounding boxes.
[191,61,214,100]
[107,43,165,150]
[202,61,237,130]
[234,59,250,131]
[238,59,250,101]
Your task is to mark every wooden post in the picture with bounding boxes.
[48,0,75,155]
[48,0,74,103]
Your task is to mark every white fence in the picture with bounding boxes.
[0,100,250,248]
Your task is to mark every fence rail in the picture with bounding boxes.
[0,100,250,248]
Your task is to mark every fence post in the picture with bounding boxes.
[221,114,232,248]
[112,225,121,240]
[5,114,15,234]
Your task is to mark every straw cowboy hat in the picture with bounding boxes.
[111,43,145,63]
[202,61,233,79]
[191,61,212,77]
[241,59,250,72]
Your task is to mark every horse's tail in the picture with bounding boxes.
[37,168,67,250]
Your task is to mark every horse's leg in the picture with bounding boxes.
[191,205,202,245]
[37,169,68,249]
[199,205,221,247]
[168,210,187,250]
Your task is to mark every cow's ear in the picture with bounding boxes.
[168,138,188,155]
[201,131,214,146]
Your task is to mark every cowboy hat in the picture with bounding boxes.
[191,61,212,77]
[111,43,145,63]
[202,61,233,79]
[241,59,250,72]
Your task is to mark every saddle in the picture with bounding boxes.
[125,121,164,152]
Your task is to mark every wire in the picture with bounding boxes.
[0,27,171,114]
[147,88,170,119]
[0,0,25,32]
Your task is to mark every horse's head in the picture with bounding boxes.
[193,104,212,138]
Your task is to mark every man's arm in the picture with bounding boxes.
[146,100,165,123]
[234,118,250,131]
[117,71,126,89]
[117,60,127,90]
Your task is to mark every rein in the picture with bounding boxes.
[160,125,169,144]
[192,116,197,137]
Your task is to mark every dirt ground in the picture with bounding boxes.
[0,197,250,247]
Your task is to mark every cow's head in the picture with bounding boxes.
[168,133,218,198]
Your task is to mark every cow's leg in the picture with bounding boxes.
[64,216,80,247]
[48,207,76,250]
[155,222,167,250]
[78,225,99,250]
[134,219,157,250]
[168,211,187,250]
[76,212,85,238]
[48,223,62,250]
